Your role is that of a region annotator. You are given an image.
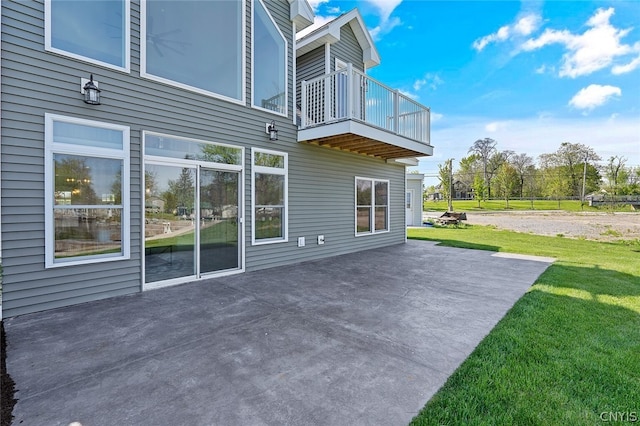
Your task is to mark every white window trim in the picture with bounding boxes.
[251,0,288,117]
[140,0,246,106]
[141,131,246,289]
[44,114,131,268]
[44,0,131,73]
[251,147,288,245]
[355,176,390,237]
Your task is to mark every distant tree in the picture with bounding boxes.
[523,167,541,209]
[604,156,626,195]
[485,151,511,198]
[494,163,518,208]
[509,153,535,198]
[472,173,486,207]
[438,159,453,210]
[468,138,497,196]
[456,154,481,189]
[539,142,601,197]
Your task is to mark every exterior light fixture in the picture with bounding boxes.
[82,74,101,105]
[266,120,278,141]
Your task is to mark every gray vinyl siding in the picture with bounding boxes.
[296,45,325,106]
[247,145,406,270]
[1,0,406,317]
[331,24,365,71]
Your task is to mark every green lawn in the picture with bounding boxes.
[408,225,640,425]
[424,199,633,212]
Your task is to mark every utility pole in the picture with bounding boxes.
[448,158,454,213]
[581,154,588,210]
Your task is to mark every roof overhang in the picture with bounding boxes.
[296,9,381,68]
[298,120,433,160]
[288,0,314,31]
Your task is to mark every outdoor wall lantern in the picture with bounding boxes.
[81,74,101,105]
[266,120,278,141]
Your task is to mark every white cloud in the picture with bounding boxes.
[398,89,418,100]
[473,13,541,51]
[431,113,444,122]
[612,43,640,74]
[485,121,510,132]
[568,84,621,111]
[365,0,404,40]
[522,7,636,78]
[413,73,444,91]
[306,0,330,11]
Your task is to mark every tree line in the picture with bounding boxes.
[434,138,639,207]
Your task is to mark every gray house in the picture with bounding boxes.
[0,1,432,318]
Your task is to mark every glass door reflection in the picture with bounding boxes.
[144,165,196,283]
[199,169,240,274]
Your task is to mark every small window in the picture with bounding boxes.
[252,0,287,115]
[356,177,389,235]
[252,148,287,244]
[142,0,244,102]
[45,114,130,267]
[46,0,130,71]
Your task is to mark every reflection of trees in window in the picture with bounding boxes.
[110,169,122,204]
[166,168,195,215]
[201,144,242,165]
[55,156,98,205]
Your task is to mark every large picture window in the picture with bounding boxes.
[252,148,288,244]
[46,0,130,71]
[252,0,287,115]
[45,114,130,267]
[142,0,244,102]
[356,177,389,235]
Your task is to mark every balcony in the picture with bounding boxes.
[299,64,433,160]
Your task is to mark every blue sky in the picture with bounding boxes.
[302,0,640,184]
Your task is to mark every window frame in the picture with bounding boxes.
[355,176,390,236]
[251,147,288,245]
[44,0,131,72]
[140,0,246,105]
[44,114,131,268]
[251,0,288,117]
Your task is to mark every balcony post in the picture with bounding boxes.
[393,89,399,133]
[324,74,331,123]
[347,63,353,119]
[301,80,307,128]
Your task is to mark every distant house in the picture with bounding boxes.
[430,180,473,201]
[0,2,433,317]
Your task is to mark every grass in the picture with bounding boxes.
[424,199,634,212]
[408,225,640,425]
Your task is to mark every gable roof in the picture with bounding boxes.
[296,9,381,68]
[288,0,314,31]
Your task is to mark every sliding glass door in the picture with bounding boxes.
[144,165,240,284]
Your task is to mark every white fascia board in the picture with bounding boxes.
[298,120,434,157]
[289,0,314,31]
[390,158,420,167]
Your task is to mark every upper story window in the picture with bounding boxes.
[252,0,287,115]
[45,114,130,268]
[142,0,244,103]
[45,0,130,71]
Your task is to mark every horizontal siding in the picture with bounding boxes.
[1,0,409,317]
[332,24,365,71]
[296,46,325,104]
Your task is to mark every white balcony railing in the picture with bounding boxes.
[300,63,431,145]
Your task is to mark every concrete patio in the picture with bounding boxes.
[4,240,553,425]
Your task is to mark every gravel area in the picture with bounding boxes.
[425,211,640,242]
